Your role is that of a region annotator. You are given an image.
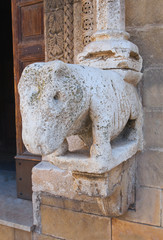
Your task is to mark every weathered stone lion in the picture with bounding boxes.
[18,60,142,164]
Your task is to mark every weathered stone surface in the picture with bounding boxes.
[112,218,163,240]
[33,233,60,240]
[121,186,161,226]
[41,193,102,216]
[129,27,163,68]
[15,229,32,240]
[0,225,14,240]
[95,0,125,32]
[67,135,86,152]
[73,1,83,63]
[161,191,163,227]
[41,205,111,240]
[32,162,75,199]
[32,158,135,215]
[78,38,142,72]
[73,156,136,216]
[142,67,163,108]
[144,111,163,148]
[19,60,142,173]
[137,150,163,188]
[78,0,143,76]
[46,140,138,174]
[126,0,163,27]
[33,158,135,217]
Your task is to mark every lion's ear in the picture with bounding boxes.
[54,60,71,78]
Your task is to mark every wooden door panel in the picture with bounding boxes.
[12,0,45,199]
[19,2,44,41]
[18,43,44,60]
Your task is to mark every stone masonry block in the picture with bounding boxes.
[15,229,32,240]
[128,27,163,68]
[126,0,163,27]
[0,225,14,240]
[142,68,163,108]
[41,193,103,216]
[121,186,161,226]
[144,111,163,148]
[161,191,163,227]
[112,218,163,240]
[41,205,111,240]
[137,150,163,188]
[33,232,61,240]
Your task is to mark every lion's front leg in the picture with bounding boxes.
[90,121,112,163]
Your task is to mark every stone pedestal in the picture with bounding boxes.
[32,155,135,238]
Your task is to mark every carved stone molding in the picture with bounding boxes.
[81,0,94,46]
[64,0,74,63]
[45,0,64,11]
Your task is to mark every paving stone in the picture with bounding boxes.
[41,205,111,240]
[112,218,163,240]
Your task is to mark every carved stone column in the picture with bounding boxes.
[78,0,142,85]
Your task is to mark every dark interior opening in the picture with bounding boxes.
[0,2,16,170]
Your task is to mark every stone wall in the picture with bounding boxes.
[112,0,163,238]
[33,0,163,239]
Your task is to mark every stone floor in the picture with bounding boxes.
[0,170,34,232]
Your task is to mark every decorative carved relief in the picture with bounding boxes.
[64,0,74,63]
[81,0,94,46]
[46,11,64,61]
[45,0,64,12]
[45,0,74,63]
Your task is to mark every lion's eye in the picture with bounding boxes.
[53,92,60,101]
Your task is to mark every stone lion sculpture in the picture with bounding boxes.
[18,60,142,164]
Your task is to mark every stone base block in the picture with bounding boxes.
[32,156,136,219]
[40,205,111,240]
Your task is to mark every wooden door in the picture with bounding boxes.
[11,0,45,199]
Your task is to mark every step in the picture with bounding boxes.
[0,170,34,239]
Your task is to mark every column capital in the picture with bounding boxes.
[77,0,143,77]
